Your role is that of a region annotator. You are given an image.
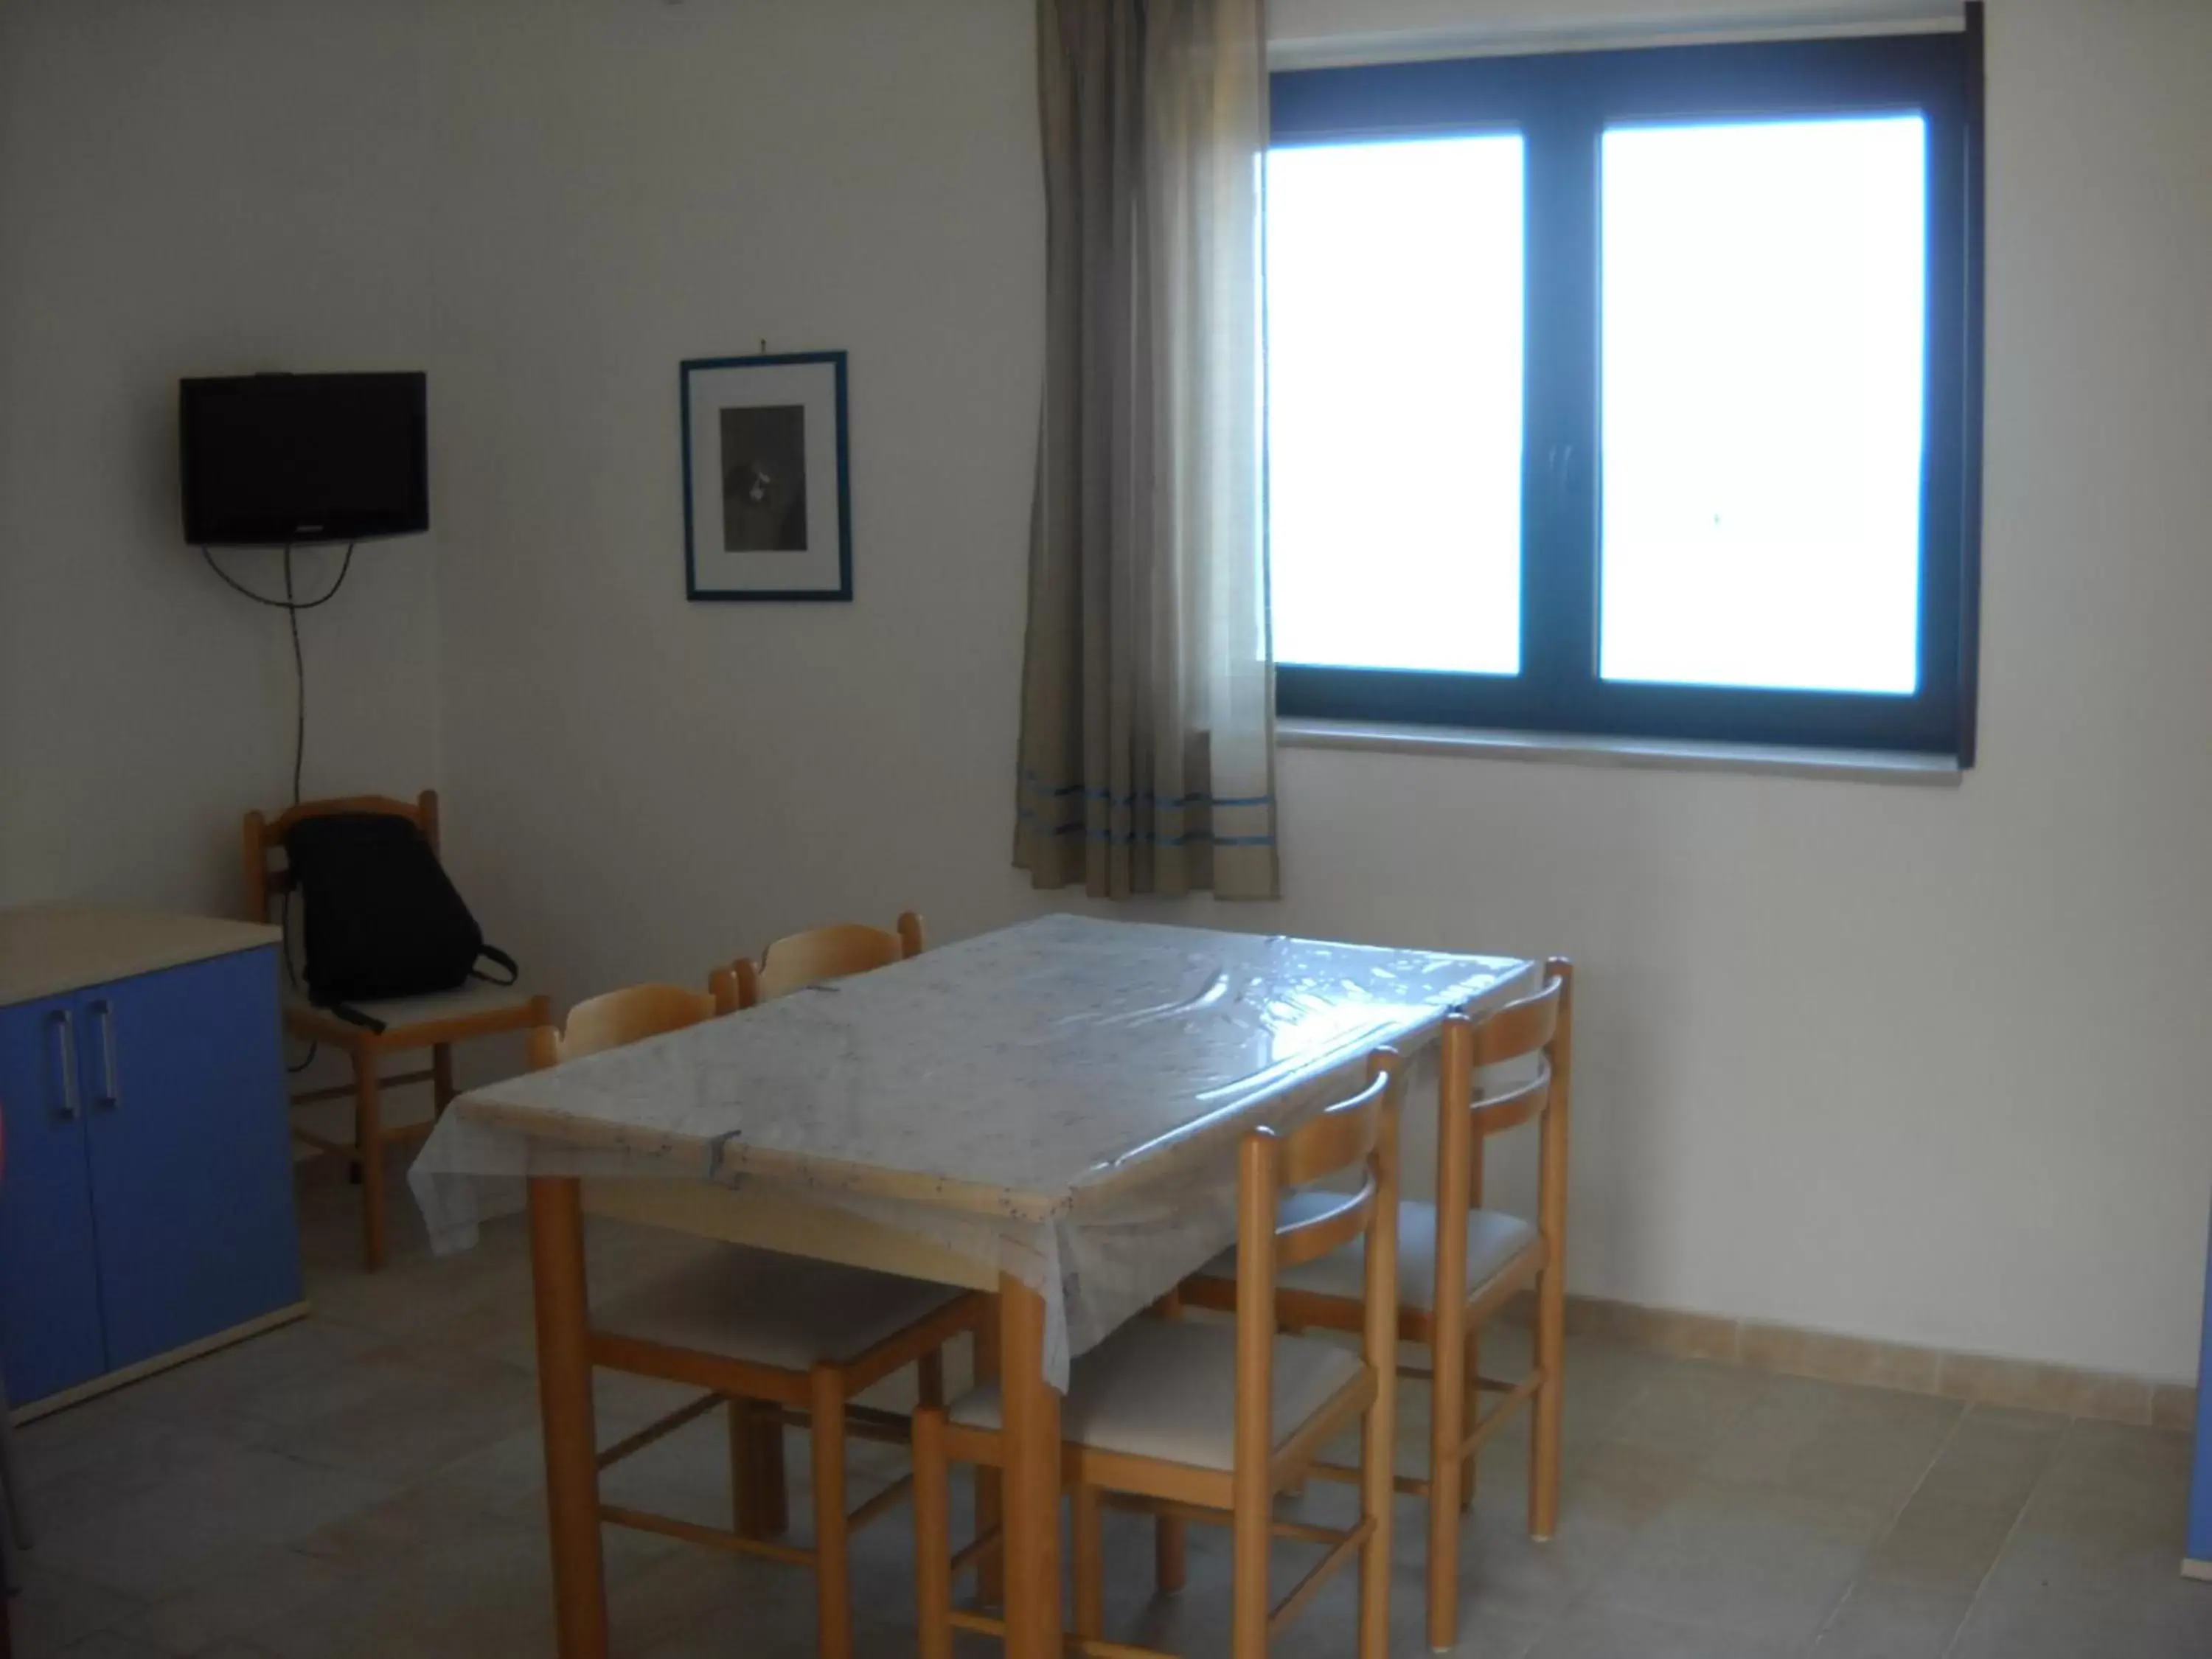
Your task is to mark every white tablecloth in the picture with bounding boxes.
[411,914,1531,1386]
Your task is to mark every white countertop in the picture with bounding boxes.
[0,904,282,1006]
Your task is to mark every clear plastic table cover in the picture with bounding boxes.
[411,914,1532,1387]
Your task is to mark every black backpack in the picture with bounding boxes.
[283,813,518,1029]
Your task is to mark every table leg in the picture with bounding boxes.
[996,1275,1062,1659]
[353,1046,386,1270]
[529,1177,608,1659]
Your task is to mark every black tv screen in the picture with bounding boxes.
[181,372,428,546]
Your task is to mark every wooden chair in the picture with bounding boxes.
[526,981,722,1069]
[913,1050,1406,1659]
[714,911,925,1009]
[243,790,548,1271]
[1182,959,1574,1653]
[533,980,984,1659]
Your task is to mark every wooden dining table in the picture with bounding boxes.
[413,914,1531,1659]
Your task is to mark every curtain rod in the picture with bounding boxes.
[1269,3,1965,72]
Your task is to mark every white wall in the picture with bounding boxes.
[423,0,1048,991]
[428,0,2212,1384]
[8,0,2210,1383]
[1265,0,2212,1383]
[0,0,445,917]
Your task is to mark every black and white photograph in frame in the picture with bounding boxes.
[681,350,851,600]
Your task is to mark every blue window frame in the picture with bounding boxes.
[1267,16,1986,759]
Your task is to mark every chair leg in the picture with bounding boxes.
[918,1349,945,1410]
[1279,1325,1309,1500]
[810,1366,852,1659]
[1358,1387,1396,1659]
[761,1406,790,1536]
[1232,1484,1269,1659]
[913,1408,953,1659]
[352,1047,387,1271]
[1532,967,1572,1543]
[1231,1262,1271,1659]
[1530,1262,1566,1541]
[1280,1325,1310,1500]
[1465,1131,1486,1516]
[731,1399,765,1539]
[1071,1485,1105,1641]
[1154,1512,1187,1596]
[731,1397,788,1538]
[431,1042,455,1115]
[1426,1019,1478,1649]
[1461,1326,1481,1512]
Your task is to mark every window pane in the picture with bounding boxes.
[1600,116,1927,695]
[1267,136,1524,675]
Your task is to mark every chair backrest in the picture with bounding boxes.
[242,790,439,924]
[1448,957,1573,1139]
[1232,1049,1404,1475]
[715,911,925,1009]
[1430,959,1574,1315]
[529,983,719,1071]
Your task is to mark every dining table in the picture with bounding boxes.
[410,912,1533,1659]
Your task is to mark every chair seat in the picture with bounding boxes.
[948,1318,1363,1472]
[595,1245,967,1372]
[285,978,539,1040]
[1201,1196,1539,1312]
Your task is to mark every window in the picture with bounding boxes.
[1267,28,1984,758]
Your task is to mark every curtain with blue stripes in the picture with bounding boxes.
[1014,0,1281,901]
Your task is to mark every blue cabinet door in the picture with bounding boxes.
[0,994,108,1403]
[79,948,302,1370]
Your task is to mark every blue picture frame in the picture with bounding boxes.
[681,350,852,602]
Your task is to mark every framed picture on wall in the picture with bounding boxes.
[681,350,852,601]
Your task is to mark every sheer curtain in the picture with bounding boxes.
[1012,0,1280,902]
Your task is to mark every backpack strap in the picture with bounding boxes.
[470,945,521,987]
[323,999,390,1036]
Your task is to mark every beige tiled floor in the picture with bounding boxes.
[14,1171,2212,1658]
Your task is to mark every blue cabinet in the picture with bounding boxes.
[0,938,303,1410]
[80,950,302,1371]
[0,995,108,1402]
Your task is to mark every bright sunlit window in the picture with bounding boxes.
[1268,136,1524,675]
[1268,32,1980,758]
[1600,116,1927,695]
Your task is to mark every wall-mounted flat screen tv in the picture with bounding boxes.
[181,372,428,546]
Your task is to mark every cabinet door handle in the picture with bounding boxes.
[91,998,122,1111]
[47,1009,80,1120]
